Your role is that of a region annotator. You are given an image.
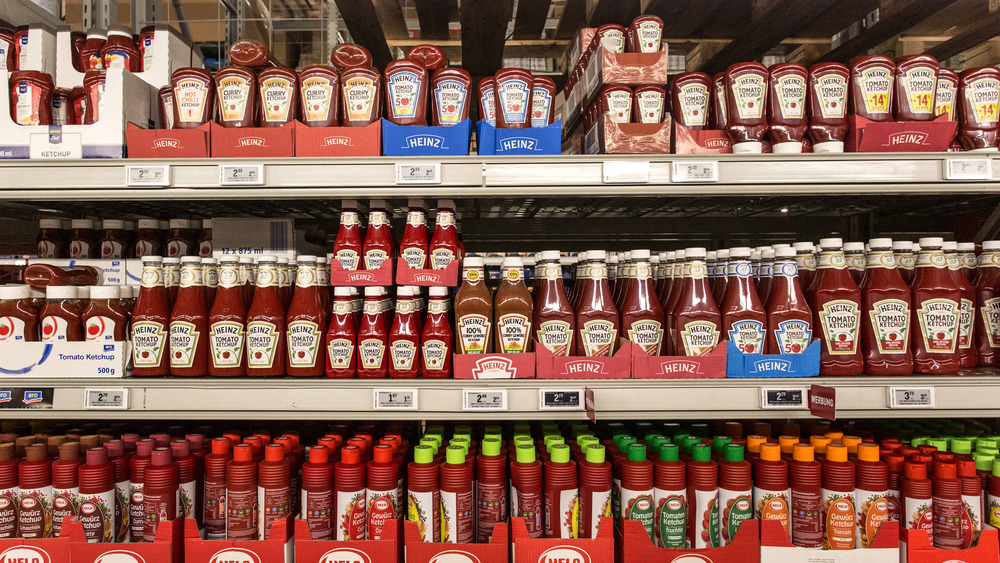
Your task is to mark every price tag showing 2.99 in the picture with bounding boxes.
[83,388,128,410]
[395,163,441,184]
[672,161,719,183]
[462,389,507,411]
[373,389,418,410]
[219,163,264,185]
[888,387,936,408]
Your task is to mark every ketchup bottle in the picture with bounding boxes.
[718,444,751,546]
[793,242,817,289]
[325,287,357,378]
[725,62,770,153]
[958,459,982,547]
[511,444,544,538]
[169,440,196,528]
[208,255,247,376]
[933,461,963,549]
[720,247,766,354]
[790,443,822,547]
[440,445,474,543]
[169,256,209,376]
[686,444,719,547]
[334,445,366,541]
[429,200,461,269]
[285,256,326,376]
[226,444,258,540]
[299,444,333,540]
[455,258,493,354]
[711,72,728,129]
[0,285,39,342]
[766,246,813,354]
[893,240,916,285]
[861,238,913,374]
[533,250,575,356]
[575,250,620,356]
[850,55,895,122]
[257,444,291,540]
[620,443,653,542]
[389,287,421,378]
[40,285,82,342]
[911,237,962,374]
[670,72,712,130]
[986,461,1000,531]
[653,443,686,547]
[854,443,888,547]
[714,249,732,305]
[622,249,665,356]
[754,443,790,536]
[362,200,393,271]
[944,242,978,368]
[365,445,398,541]
[957,67,1000,151]
[613,251,632,314]
[807,62,850,153]
[78,446,115,543]
[143,448,178,542]
[543,444,577,539]
[578,444,611,540]
[407,445,440,542]
[400,199,429,269]
[18,444,52,538]
[976,241,1000,365]
[246,256,286,376]
[356,287,388,378]
[0,444,16,540]
[672,248,722,356]
[809,238,863,374]
[767,62,808,152]
[51,442,82,538]
[132,257,171,376]
[128,439,154,542]
[333,200,362,272]
[476,437,507,542]
[203,437,231,539]
[821,444,856,549]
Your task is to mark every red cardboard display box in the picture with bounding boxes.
[582,43,669,109]
[846,114,958,152]
[185,514,293,563]
[620,517,759,563]
[0,516,73,562]
[70,515,184,563]
[760,519,899,562]
[901,528,1000,563]
[329,258,394,286]
[584,114,672,154]
[453,352,536,379]
[535,341,631,379]
[210,121,295,158]
[674,123,733,154]
[394,257,460,286]
[631,342,728,379]
[293,120,381,157]
[127,122,211,158]
[404,520,508,563]
[294,517,399,563]
[512,516,615,563]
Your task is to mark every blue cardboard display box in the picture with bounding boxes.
[477,120,562,155]
[726,340,821,378]
[381,118,471,156]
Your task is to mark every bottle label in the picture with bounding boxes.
[358,337,386,369]
[246,321,279,367]
[210,321,245,367]
[776,74,806,119]
[988,493,1000,531]
[959,298,974,349]
[868,299,910,353]
[12,81,42,125]
[580,319,618,357]
[497,313,530,353]
[731,74,765,120]
[204,266,219,287]
[0,316,27,341]
[168,321,200,368]
[480,87,497,124]
[965,77,999,125]
[719,488,752,547]
[916,298,960,352]
[433,248,457,270]
[287,320,321,367]
[814,74,848,119]
[100,240,123,259]
[496,77,531,124]
[680,320,720,356]
[678,83,709,127]
[301,76,334,122]
[476,480,507,543]
[205,480,226,539]
[539,264,563,280]
[41,315,69,342]
[129,484,144,543]
[407,489,439,543]
[254,484,290,541]
[390,339,418,371]
[421,339,449,371]
[859,67,891,115]
[83,315,117,341]
[132,321,168,366]
[260,76,294,123]
[867,250,897,269]
[917,250,947,268]
[113,479,130,541]
[515,485,543,538]
[621,488,654,543]
[440,488,474,543]
[402,246,426,269]
[545,487,580,539]
[902,66,936,115]
[791,486,822,548]
[818,299,860,354]
[963,252,978,270]
[932,494,964,549]
[692,488,719,548]
[301,489,334,540]
[905,494,934,534]
[175,78,211,122]
[654,488,686,548]
[327,337,355,370]
[218,75,252,122]
[342,76,377,122]
[628,320,663,356]
[364,249,389,271]
[636,20,661,51]
[295,267,316,288]
[336,489,366,541]
[255,266,277,287]
[854,488,889,548]
[17,485,52,538]
[226,487,257,541]
[728,319,765,354]
[387,71,421,119]
[962,493,981,548]
[340,211,359,225]
[434,79,468,125]
[37,239,57,258]
[457,314,491,354]
[537,320,573,356]
[531,84,553,126]
[635,89,664,123]
[821,489,856,550]
[52,486,79,538]
[335,249,359,271]
[775,319,811,354]
[981,298,1000,347]
[753,487,790,537]
[78,489,114,543]
[898,252,916,270]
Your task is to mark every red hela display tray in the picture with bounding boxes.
[294,517,399,563]
[404,519,508,563]
[511,516,615,563]
[184,514,293,563]
[620,517,759,563]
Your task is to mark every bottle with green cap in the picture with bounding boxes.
[988,459,1000,530]
[578,444,612,539]
[407,444,440,542]
[574,436,601,464]
[654,443,687,548]
[439,445,473,543]
[712,435,732,459]
[544,444,578,539]
[510,443,543,538]
[611,435,637,532]
[476,437,507,543]
[687,443,720,548]
[620,443,655,543]
[718,443,752,546]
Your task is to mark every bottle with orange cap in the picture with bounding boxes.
[777,436,799,459]
[825,431,844,445]
[854,442,888,547]
[841,435,863,459]
[810,435,832,458]
[753,443,790,538]
[745,435,766,462]
[821,444,857,549]
[790,443,822,548]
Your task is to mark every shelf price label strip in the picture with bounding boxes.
[462,388,507,411]
[219,163,264,185]
[373,389,418,410]
[672,160,719,183]
[760,387,808,409]
[125,165,170,187]
[943,158,992,181]
[887,386,935,409]
[396,162,441,184]
[538,389,585,411]
[83,388,129,410]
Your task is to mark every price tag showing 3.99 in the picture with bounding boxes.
[395,163,441,184]
[672,161,719,183]
[84,388,128,410]
[373,389,418,410]
[219,163,264,185]
[888,387,935,408]
[462,389,507,411]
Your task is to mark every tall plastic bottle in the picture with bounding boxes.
[333,200,363,271]
[257,444,291,540]
[544,444,579,539]
[299,444,333,540]
[945,241,978,368]
[619,443,654,542]
[407,445,440,542]
[511,444,544,538]
[910,237,962,374]
[454,257,493,354]
[325,287,357,377]
[128,439,153,542]
[718,444,752,546]
[226,444,258,540]
[78,447,115,543]
[985,460,1000,532]
[975,241,1000,366]
[169,440,196,531]
[245,256,287,376]
[494,257,533,353]
[821,445,856,550]
[810,238,863,375]
[429,199,460,270]
[687,444,719,548]
[861,238,913,374]
[204,437,230,539]
[933,461,963,549]
[132,256,171,376]
[334,445,366,541]
[958,458,982,547]
[653,443,687,547]
[767,246,813,354]
[0,444,17,539]
[622,249,666,356]
[18,443,52,538]
[790,443,822,548]
[533,251,575,356]
[855,443,889,547]
[754,443,790,537]
[672,248,722,356]
[579,444,612,540]
[388,287,421,377]
[440,445,474,543]
[400,199,429,269]
[143,448,178,542]
[475,437,507,542]
[366,444,398,540]
[356,287,388,377]
[721,247,766,354]
[51,442,83,538]
[421,286,453,377]
[362,199,394,271]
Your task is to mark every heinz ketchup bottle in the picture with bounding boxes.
[622,249,666,356]
[286,256,326,376]
[132,256,171,376]
[533,250,575,356]
[245,256,286,376]
[169,257,209,376]
[333,200,363,271]
[944,242,978,368]
[389,287,421,378]
[720,247,766,354]
[766,246,813,354]
[809,239,863,375]
[325,287,357,377]
[400,199,429,269]
[362,200,393,271]
[975,241,1000,366]
[208,255,247,376]
[861,238,913,374]
[672,248,721,356]
[429,200,460,270]
[661,249,684,355]
[356,287,388,378]
[420,287,453,377]
[911,237,962,374]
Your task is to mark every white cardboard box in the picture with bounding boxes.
[0,341,127,377]
[6,24,57,74]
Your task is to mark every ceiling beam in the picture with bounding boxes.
[374,0,409,41]
[697,0,838,74]
[794,0,879,38]
[460,0,514,76]
[814,0,957,64]
[925,9,1000,62]
[333,0,394,69]
[555,0,587,40]
[654,0,726,38]
[513,0,552,39]
[415,0,451,40]
[587,0,641,27]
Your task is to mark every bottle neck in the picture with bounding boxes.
[916,248,947,269]
[179,265,203,287]
[256,264,279,287]
[436,210,456,229]
[295,265,318,288]
[219,265,240,288]
[978,251,1000,269]
[406,209,425,227]
[428,297,450,315]
[462,267,485,285]
[865,250,896,269]
[141,265,164,288]
[333,297,352,316]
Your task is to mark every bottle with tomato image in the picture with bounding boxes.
[333,200,363,272]
[399,199,428,269]
[975,241,1000,366]
[356,287,388,378]
[83,285,127,341]
[0,284,39,341]
[286,256,327,377]
[429,200,460,271]
[245,256,286,376]
[169,256,209,376]
[809,238,863,375]
[39,285,83,342]
[910,237,962,374]
[944,241,978,368]
[720,247,766,354]
[766,246,812,354]
[860,238,912,374]
[420,286,453,377]
[388,287,421,378]
[325,287,357,378]
[208,255,247,376]
[362,200,393,271]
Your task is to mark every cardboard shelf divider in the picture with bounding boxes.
[901,527,1000,563]
[619,517,760,563]
[535,340,631,379]
[760,519,898,562]
[394,257,460,286]
[294,517,399,563]
[404,519,508,563]
[68,515,183,563]
[453,352,536,379]
[184,514,293,563]
[511,516,615,563]
[631,342,728,379]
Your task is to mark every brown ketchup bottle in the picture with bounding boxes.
[790,443,822,548]
[226,444,258,540]
[533,251,575,356]
[143,448,178,542]
[511,444,543,538]
[944,241,978,368]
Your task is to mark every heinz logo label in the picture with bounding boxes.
[93,550,147,563]
[236,137,267,148]
[347,272,377,282]
[538,545,591,563]
[152,138,180,149]
[499,137,539,151]
[209,548,262,563]
[427,551,481,563]
[705,138,730,148]
[413,273,439,282]
[561,360,607,376]
[471,357,517,379]
[322,136,354,147]
[404,135,446,149]
[656,360,701,375]
[319,548,371,563]
[751,359,791,373]
[885,131,929,146]
[0,545,52,563]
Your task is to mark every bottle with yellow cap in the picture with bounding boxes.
[821,444,857,549]
[754,443,790,538]
[790,443,822,548]
[824,431,844,445]
[745,435,767,462]
[854,442,888,547]
[841,435,863,458]
[778,436,799,459]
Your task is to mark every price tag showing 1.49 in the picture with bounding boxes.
[125,165,169,186]
[83,388,128,410]
[373,389,418,410]
[219,163,264,185]
[888,387,935,408]
[462,389,507,411]
[672,161,719,183]
[395,163,441,184]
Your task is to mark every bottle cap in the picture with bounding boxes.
[544,435,565,450]
[169,219,191,229]
[445,445,466,465]
[918,237,944,248]
[746,435,766,454]
[869,238,893,249]
[713,435,732,453]
[630,249,650,260]
[843,242,865,252]
[102,219,125,230]
[681,435,701,453]
[957,459,977,478]
[825,444,848,463]
[586,250,607,261]
[72,219,95,229]
[413,445,434,464]
[616,435,637,451]
[58,442,80,460]
[481,438,502,457]
[648,436,670,451]
[0,285,30,300]
[706,251,717,261]
[928,438,950,452]
[340,445,361,464]
[135,439,154,457]
[717,249,730,259]
[265,444,285,462]
[373,444,393,463]
[550,444,571,463]
[306,445,328,464]
[39,218,63,229]
[975,453,994,472]
[983,241,1000,251]
[723,443,744,462]
[210,437,230,456]
[775,246,796,259]
[759,443,781,462]
[857,443,880,463]
[778,436,798,454]
[515,444,536,464]
[684,247,706,259]
[690,444,712,462]
[942,241,958,251]
[463,257,484,268]
[151,447,173,466]
[792,443,814,463]
[934,460,957,479]
[232,443,254,462]
[809,435,831,454]
[85,447,108,465]
[659,443,680,462]
[906,461,927,480]
[580,444,604,464]
[819,238,843,248]
[578,436,600,450]
[793,242,815,252]
[841,435,862,453]
[824,431,843,444]
[625,443,646,462]
[46,285,78,299]
[538,250,561,261]
[729,247,751,259]
[950,438,973,455]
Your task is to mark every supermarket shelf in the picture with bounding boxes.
[2,374,1000,420]
[0,154,997,199]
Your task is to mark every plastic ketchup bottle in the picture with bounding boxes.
[168,257,209,376]
[821,444,856,549]
[429,199,460,270]
[861,238,913,374]
[957,458,982,547]
[767,62,808,152]
[257,444,291,540]
[366,444,398,541]
[389,287,421,378]
[687,443,720,548]
[334,445,367,541]
[299,445,333,540]
[511,444,544,539]
[40,285,82,342]
[578,443,612,540]
[400,199,429,269]
[618,442,653,542]
[51,442,83,538]
[225,444,258,540]
[790,443,822,548]
[718,444,752,546]
[204,437,231,539]
[809,238,863,375]
[454,257,493,354]
[475,437,507,542]
[333,200,362,272]
[725,61,770,153]
[0,444,16,540]
[286,256,326,376]
[356,287,388,377]
[933,461,963,549]
[143,448,178,542]
[167,440,195,529]
[362,200,393,271]
[324,287,357,377]
[407,445,440,542]
[128,439,154,542]
[910,237,962,374]
[420,286,453,377]
[720,247,766,354]
[494,256,533,354]
[766,245,813,354]
[544,444,578,539]
[976,241,1000,366]
[78,446,115,543]
[533,250,575,356]
[653,443,687,547]
[622,249,666,356]
[754,443,790,537]
[245,256,286,376]
[854,443,889,547]
[440,445,474,543]
[986,461,1000,531]
[945,241,978,368]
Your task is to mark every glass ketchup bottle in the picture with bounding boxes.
[388,287,421,378]
[421,286,453,377]
[0,285,38,342]
[494,257,533,354]
[246,256,286,376]
[860,238,912,375]
[622,249,665,356]
[809,238,863,375]
[910,237,962,374]
[975,241,1000,366]
[362,200,393,271]
[575,250,620,357]
[323,287,356,378]
[429,200,460,271]
[766,246,813,354]
[40,285,83,342]
[944,242,978,368]
[672,247,722,356]
[400,199,429,269]
[533,250,575,356]
[720,247,766,354]
[333,200,363,272]
[208,255,247,376]
[133,256,171,375]
[286,256,326,377]
[659,250,683,354]
[356,287,388,378]
[454,257,493,354]
[83,285,128,341]
[169,256,209,376]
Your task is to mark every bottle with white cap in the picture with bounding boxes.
[356,286,389,377]
[956,242,977,282]
[170,256,209,376]
[891,240,916,285]
[133,256,171,375]
[37,218,65,258]
[40,285,83,342]
[201,257,219,304]
[713,249,731,305]
[100,219,127,259]
[83,285,128,342]
[910,237,961,374]
[237,256,254,307]
[843,242,866,285]
[621,249,666,356]
[316,256,332,316]
[400,199,429,269]
[975,241,1000,366]
[655,251,674,305]
[793,242,817,289]
[720,247,766,354]
[706,251,717,286]
[362,200,393,271]
[0,285,39,341]
[765,245,813,354]
[662,249,686,355]
[859,238,912,374]
[809,238,863,375]
[533,250,575,356]
[245,256,288,376]
[162,257,181,308]
[454,256,493,354]
[334,200,363,272]
[325,287,357,378]
[943,241,978,368]
[69,219,97,259]
[286,256,326,377]
[575,250,620,356]
[607,253,619,287]
[494,256,533,354]
[208,255,247,376]
[429,200,460,271]
[421,286,453,377]
[389,286,421,378]
[166,219,195,258]
[672,248,721,356]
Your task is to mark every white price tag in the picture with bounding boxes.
[672,161,719,183]
[539,389,584,411]
[462,389,507,411]
[125,165,170,186]
[602,160,650,183]
[219,163,264,185]
[760,387,808,409]
[888,387,935,409]
[944,158,992,181]
[395,163,441,184]
[373,389,418,410]
[83,388,128,410]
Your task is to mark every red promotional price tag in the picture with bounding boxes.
[809,385,836,420]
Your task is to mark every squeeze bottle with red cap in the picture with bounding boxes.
[129,439,153,542]
[0,443,17,539]
[103,439,130,543]
[366,444,398,540]
[334,445,366,540]
[718,444,752,545]
[476,437,507,542]
[273,436,298,519]
[933,461,963,549]
[903,460,933,535]
[579,444,612,540]
[143,448,178,542]
[855,443,889,547]
[170,439,196,527]
[884,454,904,523]
[545,443,579,539]
[300,445,333,540]
[511,444,543,538]
[440,445,474,543]
[754,443,790,537]
[258,444,291,540]
[226,444,258,540]
[407,444,440,542]
[790,443,822,548]
[78,447,115,542]
[958,459,981,547]
[51,442,83,538]
[18,443,52,538]
[986,460,1000,530]
[687,443,720,548]
[654,443,687,548]
[204,437,230,539]
[821,444,856,549]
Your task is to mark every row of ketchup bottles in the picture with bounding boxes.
[37,218,212,260]
[0,283,136,343]
[333,199,464,272]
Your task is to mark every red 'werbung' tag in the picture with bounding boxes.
[809,384,836,420]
